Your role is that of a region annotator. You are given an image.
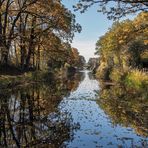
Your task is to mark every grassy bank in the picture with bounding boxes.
[0,70,51,90]
[124,69,148,91]
[0,66,77,90]
[96,67,148,92]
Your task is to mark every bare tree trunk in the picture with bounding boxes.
[14,43,19,66]
[0,0,11,65]
[20,12,28,70]
[0,3,2,62]
[26,17,36,69]
[37,44,40,70]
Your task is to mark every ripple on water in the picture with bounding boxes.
[59,71,148,148]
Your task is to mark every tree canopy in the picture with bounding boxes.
[0,0,81,71]
[95,12,148,81]
[74,0,148,19]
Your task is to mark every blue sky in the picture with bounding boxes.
[62,0,136,61]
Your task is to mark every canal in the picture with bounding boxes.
[0,71,148,147]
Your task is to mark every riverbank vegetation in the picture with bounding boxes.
[0,0,86,88]
[87,58,99,73]
[95,12,148,91]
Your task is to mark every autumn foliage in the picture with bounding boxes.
[95,12,148,88]
[0,0,82,72]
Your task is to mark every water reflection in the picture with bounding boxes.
[98,84,148,137]
[0,72,84,147]
[59,71,148,148]
[0,71,148,148]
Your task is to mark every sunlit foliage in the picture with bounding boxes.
[0,0,81,71]
[95,12,148,87]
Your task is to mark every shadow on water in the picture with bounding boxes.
[0,70,148,148]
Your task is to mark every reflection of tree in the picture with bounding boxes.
[0,72,83,147]
[65,72,85,92]
[98,84,148,137]
[88,72,96,80]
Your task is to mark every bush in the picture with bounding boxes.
[124,69,148,90]
[109,68,126,83]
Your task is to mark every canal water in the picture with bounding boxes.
[0,70,148,147]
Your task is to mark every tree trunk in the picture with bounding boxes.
[26,17,36,69]
[0,0,11,65]
[37,45,40,70]
[0,8,2,62]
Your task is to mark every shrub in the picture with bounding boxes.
[124,69,148,90]
[109,67,126,83]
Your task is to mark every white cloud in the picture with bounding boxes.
[71,40,98,62]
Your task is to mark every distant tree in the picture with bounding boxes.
[87,58,99,73]
[78,55,86,69]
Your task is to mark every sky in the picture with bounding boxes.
[62,0,113,62]
[62,0,136,62]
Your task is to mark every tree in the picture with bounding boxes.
[128,39,147,67]
[95,12,148,80]
[0,0,38,65]
[74,0,148,19]
[0,0,81,71]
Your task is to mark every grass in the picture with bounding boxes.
[0,70,50,89]
[124,69,148,90]
[96,64,148,92]
[109,67,125,83]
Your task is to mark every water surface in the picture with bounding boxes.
[0,70,148,147]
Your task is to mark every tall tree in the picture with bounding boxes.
[0,0,81,70]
